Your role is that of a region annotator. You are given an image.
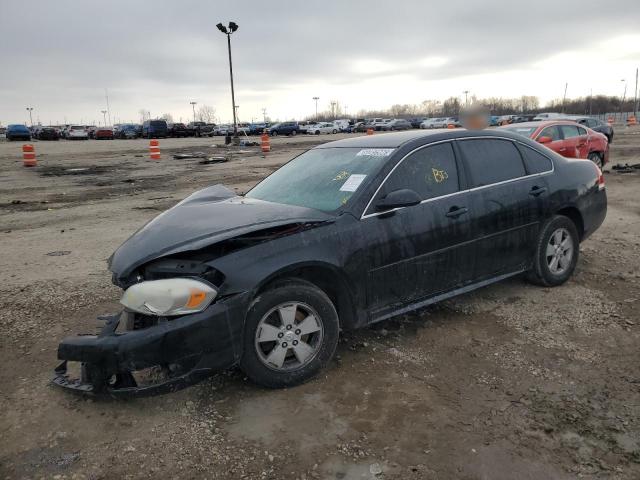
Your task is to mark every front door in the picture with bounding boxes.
[360,141,476,316]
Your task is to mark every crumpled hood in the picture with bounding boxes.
[108,184,333,280]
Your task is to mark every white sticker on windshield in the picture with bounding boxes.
[356,148,394,157]
[340,174,367,192]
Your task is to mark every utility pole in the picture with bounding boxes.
[620,79,627,121]
[312,97,319,121]
[562,83,568,113]
[216,21,239,142]
[104,88,111,126]
[330,101,337,119]
[101,110,107,126]
[463,90,469,107]
[634,68,638,119]
[26,107,34,126]
[262,108,267,123]
[589,88,593,115]
[190,101,197,123]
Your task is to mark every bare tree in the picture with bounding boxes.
[138,109,150,123]
[161,113,174,123]
[197,105,216,123]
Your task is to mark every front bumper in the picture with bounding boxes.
[52,292,249,398]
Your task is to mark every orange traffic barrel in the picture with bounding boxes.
[447,123,455,129]
[627,116,637,126]
[366,128,374,135]
[22,144,36,167]
[149,139,160,160]
[261,132,270,153]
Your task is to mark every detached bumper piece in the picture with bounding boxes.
[52,295,247,398]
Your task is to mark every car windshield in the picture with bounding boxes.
[503,126,538,137]
[246,147,393,212]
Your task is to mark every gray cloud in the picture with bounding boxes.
[1,0,639,124]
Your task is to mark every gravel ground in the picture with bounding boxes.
[0,128,639,479]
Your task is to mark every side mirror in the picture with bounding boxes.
[376,189,422,211]
[537,136,552,144]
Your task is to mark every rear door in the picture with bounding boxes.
[360,141,475,314]
[457,138,549,279]
[559,124,584,158]
[575,125,590,158]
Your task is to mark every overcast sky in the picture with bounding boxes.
[1,0,639,126]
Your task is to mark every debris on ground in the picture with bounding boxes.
[199,156,228,164]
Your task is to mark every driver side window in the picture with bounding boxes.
[376,142,460,205]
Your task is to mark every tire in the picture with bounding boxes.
[291,130,297,136]
[271,131,278,137]
[332,129,337,134]
[315,131,320,135]
[588,152,603,169]
[527,215,579,287]
[240,280,339,388]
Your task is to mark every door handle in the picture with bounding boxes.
[445,206,468,218]
[529,186,547,197]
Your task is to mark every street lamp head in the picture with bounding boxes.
[216,23,228,34]
[228,22,238,32]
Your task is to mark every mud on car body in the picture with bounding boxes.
[54,129,607,397]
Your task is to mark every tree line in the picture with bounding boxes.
[306,95,638,121]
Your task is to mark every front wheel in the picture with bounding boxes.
[240,281,339,388]
[588,152,603,169]
[527,215,579,287]
[291,130,297,136]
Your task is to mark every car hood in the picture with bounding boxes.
[108,184,334,281]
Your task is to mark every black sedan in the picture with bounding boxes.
[37,127,59,140]
[54,129,607,396]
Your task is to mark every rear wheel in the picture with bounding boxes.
[240,281,339,388]
[527,215,579,287]
[588,152,603,169]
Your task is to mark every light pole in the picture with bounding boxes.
[262,108,267,123]
[26,107,34,126]
[101,110,107,126]
[620,79,627,121]
[190,101,197,123]
[562,82,568,113]
[312,96,319,120]
[463,90,469,107]
[216,21,239,142]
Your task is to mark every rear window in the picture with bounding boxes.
[520,145,553,174]
[560,125,581,138]
[504,126,538,137]
[458,139,526,187]
[150,121,166,127]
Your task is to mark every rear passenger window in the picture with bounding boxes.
[381,142,459,201]
[458,139,526,187]
[520,145,553,174]
[560,125,581,138]
[538,126,562,141]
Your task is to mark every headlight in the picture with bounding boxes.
[120,278,217,316]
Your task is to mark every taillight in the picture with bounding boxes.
[595,165,605,190]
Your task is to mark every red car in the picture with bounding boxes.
[94,127,114,140]
[501,120,609,168]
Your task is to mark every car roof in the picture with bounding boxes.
[314,128,529,149]
[502,120,580,128]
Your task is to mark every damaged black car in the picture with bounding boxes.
[54,129,607,396]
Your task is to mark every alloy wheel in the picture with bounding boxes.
[254,302,324,371]
[546,228,574,275]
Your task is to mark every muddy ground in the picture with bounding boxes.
[0,129,639,480]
